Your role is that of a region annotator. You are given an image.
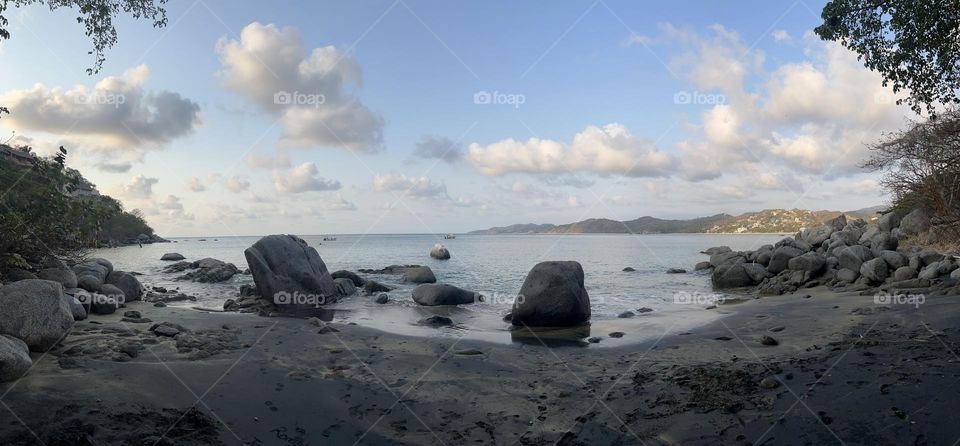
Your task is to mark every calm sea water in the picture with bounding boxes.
[95,233,785,344]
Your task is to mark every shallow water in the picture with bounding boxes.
[95,233,784,345]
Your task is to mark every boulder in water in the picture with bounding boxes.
[511,261,590,327]
[244,235,337,307]
[331,270,366,286]
[334,278,356,296]
[161,253,186,261]
[430,243,451,260]
[403,266,437,284]
[412,284,481,306]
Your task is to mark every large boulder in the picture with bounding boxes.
[106,271,143,302]
[161,253,186,261]
[72,259,111,292]
[412,284,481,306]
[836,268,859,283]
[919,250,945,266]
[244,235,337,307]
[511,261,590,327]
[899,209,931,236]
[877,212,901,232]
[429,243,451,260]
[859,258,889,284]
[709,251,743,268]
[0,335,31,383]
[767,246,804,274]
[37,268,77,289]
[824,214,848,231]
[62,294,87,321]
[712,262,754,289]
[839,245,874,272]
[403,266,437,284]
[3,268,37,281]
[787,253,826,274]
[893,266,917,281]
[742,263,772,283]
[801,225,833,246]
[0,280,74,351]
[858,225,881,245]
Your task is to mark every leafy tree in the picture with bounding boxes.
[0,0,168,74]
[815,0,960,116]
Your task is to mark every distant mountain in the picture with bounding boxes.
[468,208,885,235]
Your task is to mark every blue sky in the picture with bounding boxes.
[0,0,907,236]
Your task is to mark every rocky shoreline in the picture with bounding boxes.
[1,230,959,444]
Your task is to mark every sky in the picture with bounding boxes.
[0,0,911,236]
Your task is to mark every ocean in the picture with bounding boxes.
[94,233,785,344]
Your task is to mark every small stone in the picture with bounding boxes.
[622,267,636,272]
[123,310,142,319]
[759,376,780,389]
[768,326,785,333]
[760,335,779,346]
[374,293,389,304]
[418,315,453,327]
[587,337,602,343]
[608,332,625,338]
[666,268,687,274]
[636,307,654,313]
[617,311,635,318]
[454,349,483,355]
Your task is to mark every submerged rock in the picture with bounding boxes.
[331,270,366,286]
[161,253,186,261]
[403,266,437,284]
[412,284,481,306]
[511,261,590,327]
[363,280,392,294]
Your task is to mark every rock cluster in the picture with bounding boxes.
[702,212,960,294]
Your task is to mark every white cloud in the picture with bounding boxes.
[324,193,357,211]
[272,162,341,194]
[0,65,200,152]
[772,29,791,42]
[186,177,206,192]
[95,160,132,173]
[111,175,158,199]
[225,176,250,193]
[372,173,448,199]
[467,123,675,177]
[216,22,384,152]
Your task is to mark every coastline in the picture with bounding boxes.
[3,284,958,444]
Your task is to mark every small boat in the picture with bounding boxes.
[322,236,337,241]
[443,234,456,239]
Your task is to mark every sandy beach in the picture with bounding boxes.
[2,283,958,445]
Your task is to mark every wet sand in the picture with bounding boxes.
[2,286,959,445]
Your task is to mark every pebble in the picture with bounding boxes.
[769,326,785,332]
[609,332,625,338]
[759,376,780,389]
[760,335,779,346]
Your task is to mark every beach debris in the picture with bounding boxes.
[760,335,779,346]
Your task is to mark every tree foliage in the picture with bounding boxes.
[0,0,168,74]
[0,147,154,267]
[863,110,960,238]
[815,0,960,116]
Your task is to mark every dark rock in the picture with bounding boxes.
[0,335,31,382]
[587,336,602,343]
[161,253,186,261]
[712,263,753,289]
[759,376,780,389]
[617,311,635,318]
[694,261,712,271]
[363,280,392,294]
[511,261,590,327]
[4,268,37,282]
[787,252,826,274]
[333,278,357,296]
[176,258,240,283]
[374,293,389,304]
[767,246,804,274]
[412,284,481,306]
[836,268,859,283]
[106,271,144,302]
[899,208,931,236]
[860,258,890,283]
[622,267,636,272]
[430,243,451,260]
[880,251,908,269]
[403,266,437,284]
[608,332,625,338]
[37,268,77,289]
[839,245,874,272]
[701,246,732,255]
[666,268,687,274]
[877,212,901,232]
[244,235,337,306]
[760,335,779,346]
[418,315,453,327]
[636,307,654,313]
[331,270,366,286]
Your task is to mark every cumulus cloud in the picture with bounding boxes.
[216,22,384,152]
[412,136,463,163]
[632,24,910,181]
[111,175,158,199]
[324,193,357,211]
[467,123,675,177]
[0,65,201,152]
[272,162,341,194]
[772,29,790,42]
[225,176,251,193]
[186,177,206,192]
[372,173,449,199]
